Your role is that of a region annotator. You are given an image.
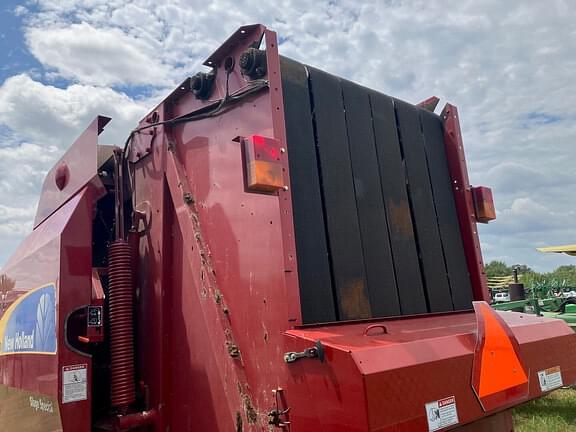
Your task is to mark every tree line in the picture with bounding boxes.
[485,261,576,296]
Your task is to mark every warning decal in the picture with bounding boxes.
[425,396,459,431]
[62,364,87,404]
[538,366,563,392]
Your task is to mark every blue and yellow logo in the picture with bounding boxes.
[0,284,57,355]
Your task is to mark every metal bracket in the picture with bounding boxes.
[284,340,324,364]
[133,201,152,235]
[268,388,291,428]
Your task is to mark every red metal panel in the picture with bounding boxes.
[128,25,294,429]
[58,187,94,432]
[441,104,490,302]
[0,188,94,431]
[265,27,303,325]
[285,310,576,431]
[131,129,171,431]
[34,116,109,228]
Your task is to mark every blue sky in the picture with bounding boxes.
[0,2,40,83]
[1,0,576,272]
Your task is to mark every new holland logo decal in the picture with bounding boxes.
[0,284,57,355]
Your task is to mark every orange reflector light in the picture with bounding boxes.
[472,186,495,223]
[242,135,284,193]
[471,302,529,411]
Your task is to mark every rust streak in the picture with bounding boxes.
[340,278,371,319]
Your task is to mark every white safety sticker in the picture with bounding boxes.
[538,366,563,392]
[425,396,459,431]
[62,364,87,403]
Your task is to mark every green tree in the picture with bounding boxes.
[484,260,512,278]
[549,265,576,287]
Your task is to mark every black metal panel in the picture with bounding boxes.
[280,57,337,323]
[341,80,401,317]
[420,110,474,310]
[394,100,453,312]
[307,67,371,320]
[281,57,475,322]
[369,92,428,314]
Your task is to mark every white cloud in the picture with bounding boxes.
[0,75,149,268]
[0,74,148,148]
[1,0,576,272]
[26,22,173,86]
[0,205,36,237]
[0,140,58,267]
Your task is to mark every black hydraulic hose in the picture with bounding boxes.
[121,78,269,156]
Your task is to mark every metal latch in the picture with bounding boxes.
[284,340,324,363]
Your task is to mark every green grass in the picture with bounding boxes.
[514,388,576,431]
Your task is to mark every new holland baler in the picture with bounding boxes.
[1,24,576,432]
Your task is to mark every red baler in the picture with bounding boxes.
[1,24,575,431]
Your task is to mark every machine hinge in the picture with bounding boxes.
[283,340,324,364]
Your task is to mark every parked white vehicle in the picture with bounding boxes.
[562,290,576,298]
[493,292,510,303]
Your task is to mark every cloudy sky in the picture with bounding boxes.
[0,0,575,272]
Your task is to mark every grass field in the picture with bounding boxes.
[513,388,576,431]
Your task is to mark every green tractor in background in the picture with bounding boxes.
[491,245,576,330]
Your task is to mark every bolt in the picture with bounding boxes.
[227,343,240,358]
[282,186,289,191]
[183,192,194,204]
[280,147,286,153]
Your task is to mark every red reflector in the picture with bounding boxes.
[242,135,284,193]
[471,302,529,411]
[252,135,281,161]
